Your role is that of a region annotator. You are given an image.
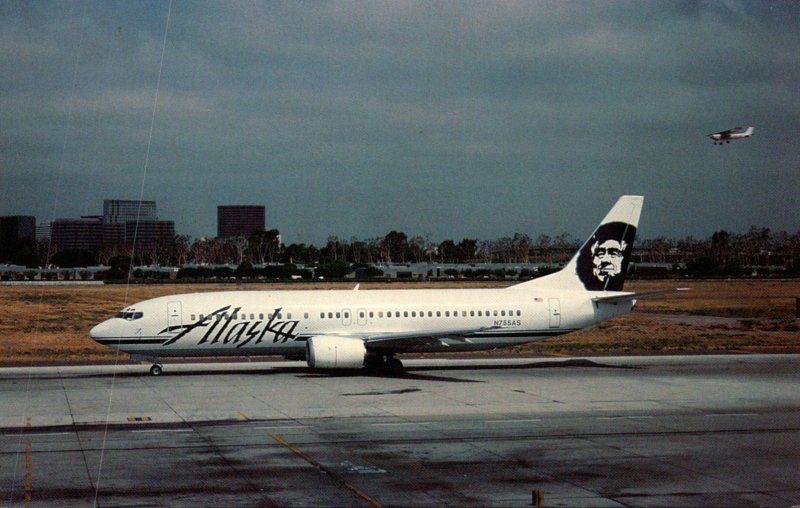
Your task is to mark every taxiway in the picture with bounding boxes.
[1,355,799,506]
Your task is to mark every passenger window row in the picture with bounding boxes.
[187,309,523,322]
[320,309,522,319]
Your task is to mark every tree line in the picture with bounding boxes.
[2,226,799,277]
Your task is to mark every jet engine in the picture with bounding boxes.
[306,336,367,369]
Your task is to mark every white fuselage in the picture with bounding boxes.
[89,195,651,371]
[89,287,632,358]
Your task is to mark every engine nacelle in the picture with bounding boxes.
[306,336,367,369]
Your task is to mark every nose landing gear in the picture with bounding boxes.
[130,354,164,376]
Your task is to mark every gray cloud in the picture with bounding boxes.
[1,0,798,244]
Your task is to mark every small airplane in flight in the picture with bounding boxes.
[90,195,687,375]
[707,126,754,144]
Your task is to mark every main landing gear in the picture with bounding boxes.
[364,353,404,374]
[149,363,163,376]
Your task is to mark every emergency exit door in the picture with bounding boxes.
[548,298,561,328]
[167,301,182,330]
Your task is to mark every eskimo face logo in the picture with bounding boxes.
[576,222,635,291]
[591,239,627,282]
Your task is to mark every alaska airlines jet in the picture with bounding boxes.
[90,196,684,375]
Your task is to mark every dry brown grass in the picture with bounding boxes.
[0,279,798,364]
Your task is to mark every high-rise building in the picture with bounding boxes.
[0,216,36,241]
[126,220,175,250]
[36,222,51,241]
[50,218,105,252]
[24,199,177,256]
[217,205,265,238]
[103,200,157,224]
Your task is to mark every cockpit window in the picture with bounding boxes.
[115,311,144,321]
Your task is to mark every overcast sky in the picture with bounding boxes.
[2,1,798,245]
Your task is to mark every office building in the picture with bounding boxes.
[0,216,36,241]
[103,200,157,224]
[125,220,175,250]
[50,218,105,252]
[217,205,265,238]
[36,222,51,242]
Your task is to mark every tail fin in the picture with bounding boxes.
[743,126,754,137]
[514,195,643,292]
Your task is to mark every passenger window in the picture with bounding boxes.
[336,312,341,319]
[501,311,506,316]
[517,310,521,316]
[287,313,292,319]
[369,312,374,318]
[260,313,264,319]
[470,310,475,317]
[328,312,333,319]
[304,313,309,319]
[361,312,366,318]
[478,311,482,317]
[404,311,408,318]
[436,311,441,317]
[445,311,450,317]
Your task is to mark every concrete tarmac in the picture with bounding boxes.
[1,355,799,506]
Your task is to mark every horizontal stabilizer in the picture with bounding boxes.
[592,288,690,305]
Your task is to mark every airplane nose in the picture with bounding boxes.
[89,319,114,341]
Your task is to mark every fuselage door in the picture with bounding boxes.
[167,301,182,331]
[548,298,561,328]
[357,308,367,326]
[342,309,352,326]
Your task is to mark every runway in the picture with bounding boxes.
[1,355,799,506]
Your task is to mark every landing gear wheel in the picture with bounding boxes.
[386,357,404,373]
[364,354,386,372]
[149,364,163,376]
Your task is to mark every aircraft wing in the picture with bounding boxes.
[592,288,690,305]
[361,325,502,350]
[708,126,743,137]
